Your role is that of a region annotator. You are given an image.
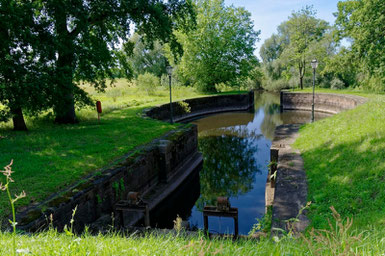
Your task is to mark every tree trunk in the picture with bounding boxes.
[300,76,303,90]
[53,5,78,124]
[53,54,77,124]
[54,91,78,124]
[11,107,27,131]
[298,61,305,90]
[53,53,78,124]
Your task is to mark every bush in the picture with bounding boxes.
[135,72,160,95]
[330,77,345,90]
[215,82,234,92]
[360,75,385,92]
[262,78,290,92]
[241,78,262,91]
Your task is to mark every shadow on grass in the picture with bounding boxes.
[0,106,173,217]
[301,131,385,229]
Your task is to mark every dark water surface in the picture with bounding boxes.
[152,92,330,235]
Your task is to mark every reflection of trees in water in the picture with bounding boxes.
[199,124,264,139]
[260,111,283,140]
[254,92,280,110]
[254,92,283,140]
[196,135,260,210]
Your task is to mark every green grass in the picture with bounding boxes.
[293,91,385,229]
[1,222,385,255]
[0,79,211,218]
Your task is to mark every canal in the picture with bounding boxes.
[151,92,330,235]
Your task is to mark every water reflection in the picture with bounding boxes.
[155,92,332,235]
[195,135,260,211]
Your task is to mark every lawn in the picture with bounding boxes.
[293,88,385,229]
[0,79,208,218]
[2,227,385,255]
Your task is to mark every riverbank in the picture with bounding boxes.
[292,89,385,229]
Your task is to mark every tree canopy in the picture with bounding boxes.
[0,0,196,128]
[260,6,330,90]
[335,0,385,91]
[171,0,259,92]
[0,1,53,130]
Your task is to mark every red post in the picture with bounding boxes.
[96,101,102,122]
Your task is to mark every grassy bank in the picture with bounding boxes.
[293,88,385,229]
[0,79,210,218]
[2,219,385,256]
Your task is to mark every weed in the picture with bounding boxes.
[177,101,191,114]
[249,205,272,235]
[0,160,26,256]
[173,215,183,234]
[301,206,363,256]
[63,205,77,236]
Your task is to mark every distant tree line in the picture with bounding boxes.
[259,1,385,92]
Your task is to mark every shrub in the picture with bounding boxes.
[262,78,290,92]
[330,77,345,90]
[135,72,160,95]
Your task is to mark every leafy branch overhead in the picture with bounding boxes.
[0,0,196,129]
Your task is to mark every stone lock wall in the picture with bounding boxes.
[16,124,198,232]
[280,92,367,114]
[144,91,254,122]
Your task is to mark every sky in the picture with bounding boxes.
[225,0,340,57]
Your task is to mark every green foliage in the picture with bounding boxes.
[135,73,161,96]
[0,1,52,130]
[172,0,259,92]
[241,66,265,90]
[176,101,191,114]
[322,47,358,88]
[335,0,385,91]
[118,34,168,79]
[260,6,331,91]
[330,77,345,90]
[1,0,196,124]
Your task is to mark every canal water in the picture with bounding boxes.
[151,92,330,235]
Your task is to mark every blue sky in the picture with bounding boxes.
[225,0,340,56]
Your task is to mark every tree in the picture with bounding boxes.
[25,0,195,124]
[281,6,329,89]
[171,0,259,92]
[335,0,385,91]
[0,1,51,130]
[260,6,330,90]
[121,33,168,78]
